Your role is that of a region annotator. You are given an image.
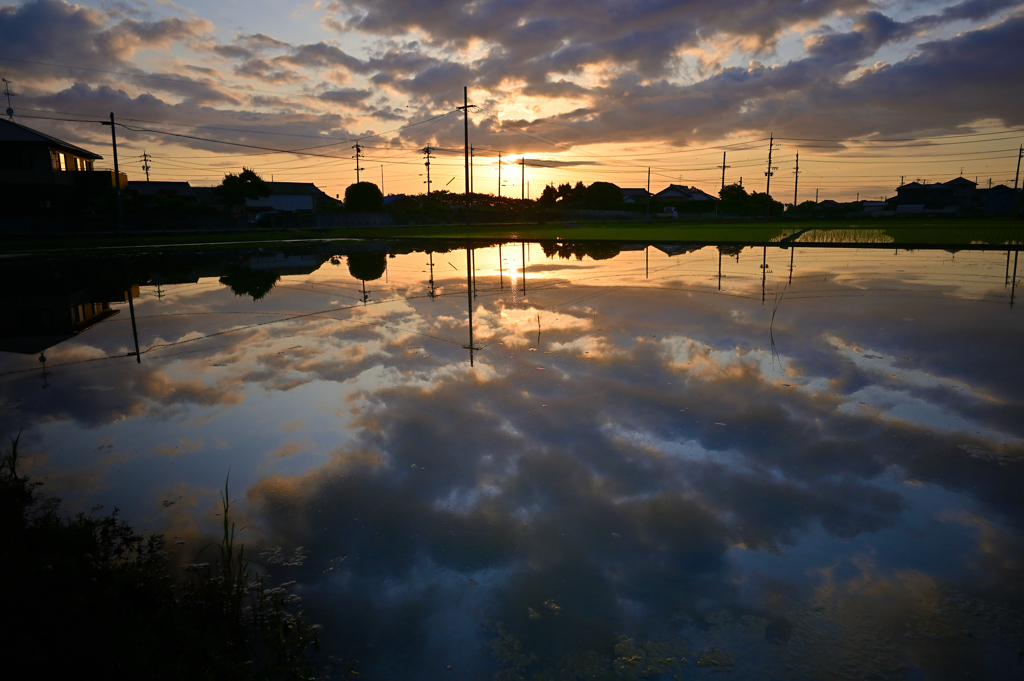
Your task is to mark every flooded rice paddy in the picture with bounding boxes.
[1,240,1022,679]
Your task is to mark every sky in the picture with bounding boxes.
[1,0,1023,200]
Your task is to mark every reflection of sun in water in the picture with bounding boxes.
[508,261,521,304]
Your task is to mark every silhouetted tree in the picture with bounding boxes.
[583,182,622,209]
[212,168,272,214]
[719,183,747,201]
[345,182,384,212]
[538,184,559,208]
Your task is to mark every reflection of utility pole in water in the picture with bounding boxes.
[761,246,767,303]
[1011,250,1018,308]
[427,252,437,300]
[645,246,649,279]
[789,247,794,285]
[498,243,503,290]
[463,248,479,365]
[536,313,541,348]
[521,241,527,296]
[38,352,48,388]
[1006,250,1012,288]
[125,259,140,363]
[718,249,722,291]
[471,248,477,299]
[361,280,369,305]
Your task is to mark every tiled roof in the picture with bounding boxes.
[0,118,103,159]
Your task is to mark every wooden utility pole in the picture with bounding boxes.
[422,146,433,194]
[102,113,124,234]
[719,151,730,191]
[457,86,476,225]
[470,145,474,194]
[521,156,525,200]
[497,152,502,198]
[793,151,799,207]
[352,142,364,183]
[764,133,777,218]
[141,151,151,182]
[1015,145,1022,190]
[646,167,651,216]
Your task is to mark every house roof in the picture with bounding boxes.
[620,188,649,196]
[128,181,196,199]
[262,181,336,200]
[653,184,718,200]
[0,118,103,160]
[945,176,977,187]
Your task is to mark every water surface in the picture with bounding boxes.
[2,241,1022,679]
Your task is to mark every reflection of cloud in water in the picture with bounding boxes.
[3,245,1024,679]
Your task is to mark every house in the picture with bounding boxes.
[890,177,977,212]
[620,188,650,203]
[652,184,718,201]
[0,118,126,211]
[128,181,197,202]
[245,181,337,212]
[976,184,1020,216]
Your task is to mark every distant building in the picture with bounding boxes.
[245,181,336,212]
[652,184,718,201]
[978,184,1019,216]
[620,188,650,203]
[0,118,126,212]
[889,176,1019,215]
[128,181,197,202]
[383,194,420,211]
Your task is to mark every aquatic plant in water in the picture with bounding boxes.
[0,433,325,680]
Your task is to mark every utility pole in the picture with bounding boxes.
[718,151,730,191]
[646,167,651,216]
[456,86,476,225]
[352,142,364,183]
[815,188,819,204]
[470,145,474,194]
[141,151,151,182]
[381,164,384,195]
[497,152,502,198]
[422,146,433,194]
[102,113,124,234]
[793,151,799,207]
[521,156,525,200]
[1015,145,1022,190]
[764,133,777,218]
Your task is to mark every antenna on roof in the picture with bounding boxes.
[2,78,16,120]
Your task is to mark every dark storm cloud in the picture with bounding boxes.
[318,87,373,102]
[333,0,869,75]
[486,12,1024,149]
[233,58,304,85]
[211,43,255,60]
[0,0,210,73]
[238,32,292,52]
[21,83,360,153]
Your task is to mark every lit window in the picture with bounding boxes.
[58,153,66,171]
